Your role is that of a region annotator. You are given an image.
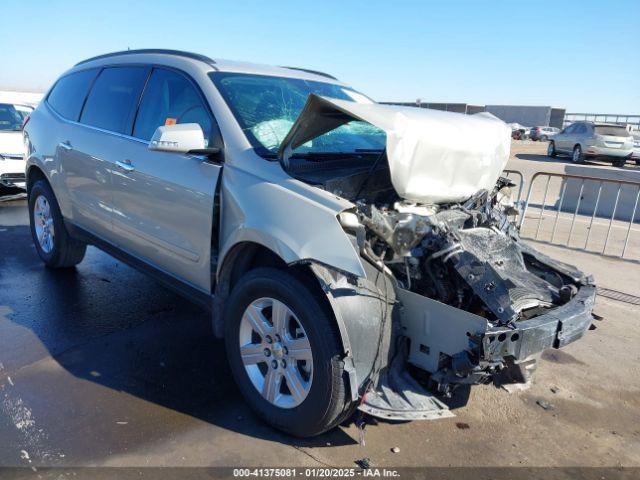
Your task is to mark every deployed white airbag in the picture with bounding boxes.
[279,95,511,204]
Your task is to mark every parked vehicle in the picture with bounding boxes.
[632,135,640,165]
[530,126,560,141]
[0,103,32,191]
[508,122,529,140]
[548,121,634,167]
[24,50,597,437]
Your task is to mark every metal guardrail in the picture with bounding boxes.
[518,172,640,259]
[503,169,525,206]
[563,113,640,131]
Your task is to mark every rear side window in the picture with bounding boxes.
[47,69,99,121]
[80,66,149,134]
[133,68,213,144]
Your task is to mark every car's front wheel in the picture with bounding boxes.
[224,267,354,437]
[547,141,557,157]
[28,179,86,268]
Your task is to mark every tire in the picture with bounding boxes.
[572,145,584,164]
[636,159,640,166]
[224,267,353,437]
[547,141,557,158]
[28,179,86,268]
[613,158,626,168]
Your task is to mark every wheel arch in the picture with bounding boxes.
[26,164,49,195]
[212,240,393,400]
[212,241,338,341]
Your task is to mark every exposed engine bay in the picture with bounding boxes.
[354,175,579,327]
[288,153,596,411]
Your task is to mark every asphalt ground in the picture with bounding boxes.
[0,142,639,477]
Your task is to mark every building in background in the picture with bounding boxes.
[382,100,566,129]
[485,105,565,129]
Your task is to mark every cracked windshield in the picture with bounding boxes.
[210,73,385,156]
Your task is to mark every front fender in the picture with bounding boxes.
[217,163,366,279]
[308,259,396,400]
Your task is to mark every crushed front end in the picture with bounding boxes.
[279,95,597,419]
[349,178,597,400]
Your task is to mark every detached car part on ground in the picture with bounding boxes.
[24,51,597,438]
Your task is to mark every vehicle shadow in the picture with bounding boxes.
[0,225,359,451]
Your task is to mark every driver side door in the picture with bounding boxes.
[110,67,223,293]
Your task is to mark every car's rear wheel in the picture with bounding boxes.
[224,267,353,437]
[541,135,548,141]
[547,141,557,158]
[613,158,626,168]
[28,179,86,268]
[572,145,584,163]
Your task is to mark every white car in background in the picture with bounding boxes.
[633,134,640,165]
[0,102,32,191]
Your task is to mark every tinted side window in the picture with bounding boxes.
[133,68,213,145]
[80,66,149,134]
[47,69,99,121]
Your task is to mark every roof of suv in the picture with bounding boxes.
[73,49,341,83]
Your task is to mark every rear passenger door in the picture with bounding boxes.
[110,67,223,293]
[66,66,150,242]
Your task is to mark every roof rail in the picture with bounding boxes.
[282,66,337,80]
[75,49,216,67]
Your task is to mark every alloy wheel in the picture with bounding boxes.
[573,146,581,163]
[238,297,313,408]
[33,195,55,253]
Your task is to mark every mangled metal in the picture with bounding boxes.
[281,95,597,419]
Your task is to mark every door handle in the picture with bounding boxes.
[116,159,135,172]
[58,141,72,151]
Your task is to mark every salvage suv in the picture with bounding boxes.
[24,50,597,437]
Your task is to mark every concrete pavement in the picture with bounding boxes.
[1,146,639,470]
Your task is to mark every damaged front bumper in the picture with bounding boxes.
[483,284,597,363]
[357,283,597,421]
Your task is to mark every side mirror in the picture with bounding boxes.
[149,123,209,154]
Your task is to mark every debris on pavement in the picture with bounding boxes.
[536,399,555,410]
[455,422,470,430]
[355,457,372,469]
[391,446,400,453]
